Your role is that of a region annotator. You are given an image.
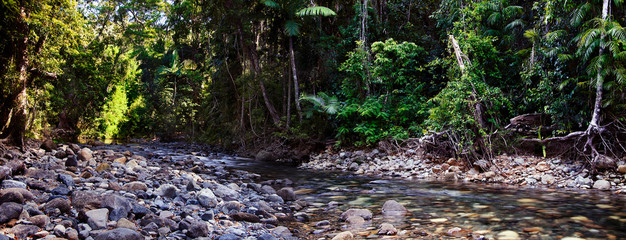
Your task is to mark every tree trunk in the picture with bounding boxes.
[1,7,30,149]
[289,37,302,123]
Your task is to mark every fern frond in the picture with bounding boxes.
[284,20,300,36]
[296,6,336,17]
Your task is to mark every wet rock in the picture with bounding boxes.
[94,228,143,240]
[28,215,50,228]
[255,150,275,161]
[345,215,366,226]
[381,200,407,215]
[86,208,109,229]
[186,220,209,238]
[378,223,397,235]
[276,187,296,201]
[2,179,27,189]
[45,197,72,214]
[122,182,148,192]
[332,231,354,240]
[11,224,40,239]
[101,194,132,221]
[0,202,23,224]
[77,148,93,162]
[156,184,178,198]
[71,191,102,212]
[340,209,372,221]
[41,139,57,152]
[447,227,472,237]
[496,230,520,240]
[593,180,611,190]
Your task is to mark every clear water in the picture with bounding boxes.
[114,144,626,239]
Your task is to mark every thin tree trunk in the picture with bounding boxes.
[289,37,302,123]
[287,64,292,128]
[587,0,609,135]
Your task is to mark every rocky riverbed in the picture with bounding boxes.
[301,149,626,192]
[0,141,314,240]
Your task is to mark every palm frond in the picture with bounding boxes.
[262,0,280,9]
[284,20,300,36]
[504,19,524,32]
[570,3,591,27]
[487,12,501,26]
[296,6,336,17]
[503,5,523,18]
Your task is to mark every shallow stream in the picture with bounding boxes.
[117,144,626,239]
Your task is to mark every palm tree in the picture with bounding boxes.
[262,0,336,125]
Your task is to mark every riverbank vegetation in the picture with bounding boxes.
[2,0,626,168]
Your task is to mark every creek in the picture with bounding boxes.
[115,143,626,239]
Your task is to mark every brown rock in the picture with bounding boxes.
[617,165,626,174]
[230,212,261,223]
[378,223,398,235]
[332,231,354,240]
[41,139,57,152]
[28,215,50,228]
[122,182,148,192]
[536,162,550,172]
[113,157,127,165]
[45,197,72,214]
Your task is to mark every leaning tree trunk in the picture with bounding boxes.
[584,0,610,159]
[289,36,302,123]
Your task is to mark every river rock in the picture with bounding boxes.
[257,233,279,240]
[72,191,102,212]
[0,166,11,180]
[77,148,93,161]
[45,197,72,214]
[541,174,556,185]
[86,208,109,229]
[116,218,137,230]
[340,208,372,221]
[593,180,611,190]
[54,224,67,237]
[496,230,520,240]
[536,162,550,172]
[276,187,296,201]
[41,139,57,152]
[94,228,143,240]
[58,173,75,187]
[618,165,626,174]
[198,188,218,207]
[28,215,50,228]
[101,194,132,221]
[271,226,292,238]
[230,212,260,222]
[332,231,354,240]
[186,220,209,238]
[89,140,105,147]
[2,179,27,189]
[345,215,366,227]
[11,224,40,239]
[0,202,23,224]
[378,223,398,235]
[55,150,68,159]
[213,183,240,201]
[382,200,407,215]
[66,156,78,167]
[156,184,178,198]
[122,181,148,192]
[260,185,276,194]
[0,188,34,204]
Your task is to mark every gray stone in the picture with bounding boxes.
[0,166,11,180]
[0,188,33,204]
[102,194,132,221]
[122,182,148,192]
[52,186,71,195]
[332,231,354,240]
[213,184,239,201]
[65,156,78,167]
[86,208,109,229]
[271,226,292,238]
[71,191,103,212]
[55,150,68,159]
[260,185,276,194]
[77,223,92,239]
[257,233,279,240]
[11,224,40,239]
[218,233,239,240]
[45,197,72,214]
[340,209,373,221]
[94,228,143,240]
[266,194,284,203]
[58,173,75,187]
[541,175,556,185]
[77,149,93,162]
[381,200,407,216]
[186,220,209,238]
[0,202,23,224]
[198,188,218,207]
[593,180,611,190]
[28,215,50,228]
[575,176,594,187]
[54,224,67,237]
[378,223,398,235]
[2,179,27,189]
[276,187,296,201]
[156,184,178,198]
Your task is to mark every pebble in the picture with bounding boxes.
[332,231,354,240]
